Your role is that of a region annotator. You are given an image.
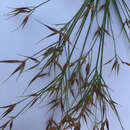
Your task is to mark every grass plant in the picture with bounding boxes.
[0,0,129,130]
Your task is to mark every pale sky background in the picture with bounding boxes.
[0,0,130,130]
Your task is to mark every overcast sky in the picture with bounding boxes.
[0,0,130,130]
